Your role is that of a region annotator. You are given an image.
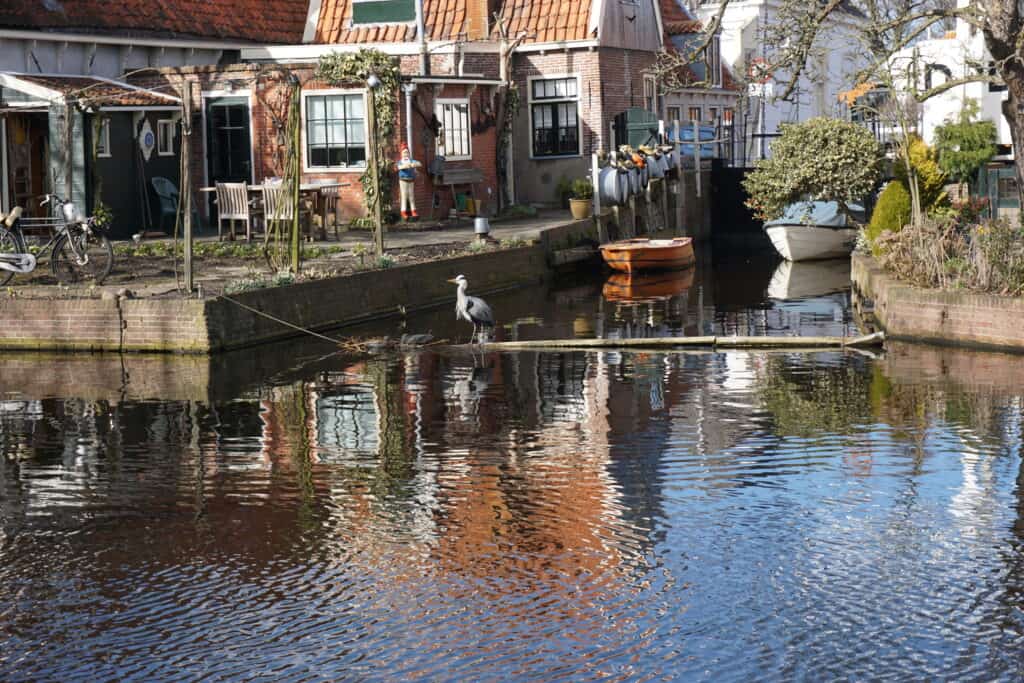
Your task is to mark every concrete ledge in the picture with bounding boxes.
[0,245,548,354]
[852,252,1024,352]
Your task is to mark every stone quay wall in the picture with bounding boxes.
[852,252,1024,352]
[0,245,548,354]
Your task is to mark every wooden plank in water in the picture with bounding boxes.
[454,332,885,352]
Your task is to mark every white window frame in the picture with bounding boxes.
[300,88,369,173]
[688,106,702,123]
[435,98,472,161]
[96,118,111,158]
[157,119,175,157]
[666,106,681,123]
[527,73,582,160]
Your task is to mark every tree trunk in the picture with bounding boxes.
[1001,74,1024,215]
[982,0,1024,214]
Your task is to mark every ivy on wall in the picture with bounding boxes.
[316,49,401,216]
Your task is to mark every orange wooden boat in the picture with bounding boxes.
[599,237,695,274]
[602,269,694,302]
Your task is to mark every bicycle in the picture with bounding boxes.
[0,194,113,286]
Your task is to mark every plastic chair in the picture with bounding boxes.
[214,182,253,241]
[151,176,201,234]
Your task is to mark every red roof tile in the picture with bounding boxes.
[0,0,308,44]
[493,0,594,44]
[314,0,594,45]
[315,0,477,43]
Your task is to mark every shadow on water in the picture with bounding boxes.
[2,247,1024,680]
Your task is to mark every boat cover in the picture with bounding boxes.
[763,201,865,230]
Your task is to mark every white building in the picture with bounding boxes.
[687,0,867,163]
[886,1,1018,216]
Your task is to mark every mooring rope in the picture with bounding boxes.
[206,285,346,345]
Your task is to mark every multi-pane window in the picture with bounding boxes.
[708,107,719,123]
[722,108,734,125]
[667,106,681,123]
[688,106,702,122]
[643,76,657,112]
[436,100,471,159]
[305,93,366,169]
[530,77,580,157]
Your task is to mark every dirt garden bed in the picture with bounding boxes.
[4,237,530,298]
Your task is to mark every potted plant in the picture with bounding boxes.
[569,178,594,219]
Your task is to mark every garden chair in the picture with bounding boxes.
[318,185,345,240]
[214,182,254,241]
[151,177,200,235]
[261,182,312,240]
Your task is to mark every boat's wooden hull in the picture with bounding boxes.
[603,269,694,302]
[599,237,695,274]
[765,225,857,261]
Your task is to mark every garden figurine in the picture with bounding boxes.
[396,143,422,221]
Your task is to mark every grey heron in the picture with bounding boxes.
[447,274,494,344]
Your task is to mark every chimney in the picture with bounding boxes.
[466,0,492,41]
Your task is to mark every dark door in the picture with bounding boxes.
[205,97,252,185]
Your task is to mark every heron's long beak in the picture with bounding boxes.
[446,278,458,284]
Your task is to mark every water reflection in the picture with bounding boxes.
[2,261,1024,680]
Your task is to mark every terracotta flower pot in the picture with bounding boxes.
[569,198,592,220]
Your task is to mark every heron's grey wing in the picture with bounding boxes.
[466,296,495,325]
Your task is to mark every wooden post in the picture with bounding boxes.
[693,120,702,199]
[291,86,301,274]
[674,119,685,235]
[181,85,193,292]
[366,88,384,258]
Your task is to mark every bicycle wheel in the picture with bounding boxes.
[0,227,21,286]
[51,228,114,284]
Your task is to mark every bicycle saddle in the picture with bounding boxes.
[1,206,23,228]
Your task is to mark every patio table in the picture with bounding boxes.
[200,181,349,240]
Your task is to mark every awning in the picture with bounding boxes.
[0,72,180,111]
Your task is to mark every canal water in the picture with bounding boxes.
[3,254,1024,681]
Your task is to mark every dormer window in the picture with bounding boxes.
[351,0,415,24]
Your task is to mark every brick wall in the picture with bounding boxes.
[852,252,1024,351]
[0,245,547,353]
[510,47,657,206]
[139,56,501,226]
[0,297,208,352]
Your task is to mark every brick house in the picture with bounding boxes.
[0,1,307,237]
[657,0,741,138]
[198,0,507,225]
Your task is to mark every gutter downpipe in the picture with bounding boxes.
[403,82,417,152]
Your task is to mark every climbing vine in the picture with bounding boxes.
[316,49,401,217]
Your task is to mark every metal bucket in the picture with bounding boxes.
[598,166,628,205]
[627,168,641,195]
[474,216,490,235]
[648,155,666,179]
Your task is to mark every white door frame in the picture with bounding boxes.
[0,118,9,213]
